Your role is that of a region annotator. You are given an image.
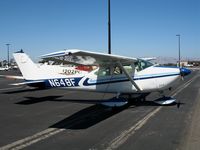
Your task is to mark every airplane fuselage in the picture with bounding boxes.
[41,66,181,94]
[13,51,191,97]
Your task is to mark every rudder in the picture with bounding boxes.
[13,50,42,80]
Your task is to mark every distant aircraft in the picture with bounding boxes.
[10,49,191,107]
[0,65,9,71]
[185,64,193,67]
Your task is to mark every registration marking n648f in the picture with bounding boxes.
[48,78,75,87]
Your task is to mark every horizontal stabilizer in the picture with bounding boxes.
[10,80,45,86]
[0,75,24,80]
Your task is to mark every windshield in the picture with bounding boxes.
[93,60,152,76]
[135,59,153,72]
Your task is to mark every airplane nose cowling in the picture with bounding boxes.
[180,68,191,76]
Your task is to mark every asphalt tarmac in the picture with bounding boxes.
[0,69,199,150]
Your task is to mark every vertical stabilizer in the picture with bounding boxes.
[13,50,42,80]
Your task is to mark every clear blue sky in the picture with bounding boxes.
[0,0,199,61]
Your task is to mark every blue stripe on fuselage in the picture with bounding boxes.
[83,73,180,86]
[28,72,180,88]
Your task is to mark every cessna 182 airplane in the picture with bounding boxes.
[11,49,191,107]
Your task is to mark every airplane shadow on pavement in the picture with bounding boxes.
[14,96,183,129]
[50,104,125,130]
[49,99,181,130]
[50,100,184,129]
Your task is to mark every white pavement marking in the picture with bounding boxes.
[0,128,64,150]
[0,75,198,150]
[171,75,198,97]
[106,107,162,150]
[106,75,198,150]
[0,104,91,150]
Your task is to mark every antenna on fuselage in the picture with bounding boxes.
[108,0,111,54]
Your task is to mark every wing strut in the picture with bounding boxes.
[117,62,142,92]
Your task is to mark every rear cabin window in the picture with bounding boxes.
[95,66,111,76]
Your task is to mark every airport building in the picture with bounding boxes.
[178,60,200,67]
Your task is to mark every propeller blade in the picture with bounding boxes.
[177,99,181,108]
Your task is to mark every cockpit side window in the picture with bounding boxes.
[113,64,134,75]
[94,63,134,76]
[135,59,153,72]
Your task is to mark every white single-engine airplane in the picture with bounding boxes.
[12,49,191,107]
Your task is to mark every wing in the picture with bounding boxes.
[41,49,142,91]
[40,49,137,66]
[40,56,82,66]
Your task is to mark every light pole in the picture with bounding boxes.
[6,44,11,67]
[108,0,111,54]
[176,34,181,67]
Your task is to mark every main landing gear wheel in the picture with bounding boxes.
[153,96,176,105]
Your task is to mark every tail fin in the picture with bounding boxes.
[13,50,43,80]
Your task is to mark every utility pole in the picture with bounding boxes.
[6,43,11,66]
[108,0,111,54]
[176,34,181,67]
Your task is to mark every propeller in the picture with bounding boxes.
[180,68,184,80]
[176,98,181,108]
